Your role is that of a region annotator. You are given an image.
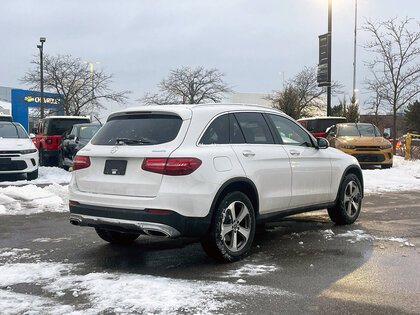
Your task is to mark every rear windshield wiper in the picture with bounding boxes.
[115,137,151,145]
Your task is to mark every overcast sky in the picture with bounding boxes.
[1,0,419,117]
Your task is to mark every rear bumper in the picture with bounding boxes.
[69,203,212,237]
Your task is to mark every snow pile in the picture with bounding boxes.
[363,156,420,193]
[0,166,71,186]
[0,183,68,215]
[0,259,295,315]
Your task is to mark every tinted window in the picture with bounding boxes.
[200,114,229,144]
[307,118,346,133]
[78,125,100,139]
[229,114,245,144]
[234,113,274,144]
[46,118,90,135]
[268,114,313,146]
[0,122,28,138]
[91,114,182,145]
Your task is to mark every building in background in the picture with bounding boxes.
[0,86,63,131]
[222,92,273,107]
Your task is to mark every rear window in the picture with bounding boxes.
[307,118,346,133]
[78,125,100,139]
[45,118,90,135]
[91,114,183,145]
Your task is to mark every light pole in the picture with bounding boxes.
[352,0,358,102]
[37,37,46,119]
[327,0,332,116]
[82,61,100,104]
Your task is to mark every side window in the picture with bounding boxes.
[70,126,77,136]
[42,120,49,134]
[268,114,313,147]
[234,112,274,144]
[199,114,229,144]
[229,114,245,144]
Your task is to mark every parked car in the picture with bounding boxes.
[58,123,101,170]
[0,121,39,179]
[33,116,91,166]
[326,123,393,168]
[0,114,13,122]
[298,116,346,138]
[69,104,364,262]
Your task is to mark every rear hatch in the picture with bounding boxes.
[73,111,191,197]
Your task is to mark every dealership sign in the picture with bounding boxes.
[11,89,63,131]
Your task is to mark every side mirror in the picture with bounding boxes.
[317,137,329,149]
[383,132,389,139]
[329,132,336,138]
[29,133,36,139]
[68,134,75,140]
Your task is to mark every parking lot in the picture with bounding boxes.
[0,157,419,314]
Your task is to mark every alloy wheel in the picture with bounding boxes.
[220,201,251,252]
[343,180,361,217]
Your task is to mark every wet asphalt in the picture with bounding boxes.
[0,190,419,314]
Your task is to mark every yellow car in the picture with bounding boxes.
[326,123,393,168]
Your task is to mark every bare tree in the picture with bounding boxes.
[268,66,342,119]
[21,54,130,116]
[363,17,420,152]
[140,66,232,105]
[365,82,385,126]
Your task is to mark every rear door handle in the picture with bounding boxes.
[289,150,300,156]
[242,150,255,157]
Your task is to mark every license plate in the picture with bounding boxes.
[104,160,127,175]
[0,158,11,165]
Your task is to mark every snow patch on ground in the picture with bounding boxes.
[321,229,415,246]
[0,166,71,186]
[0,183,68,215]
[221,263,279,278]
[32,237,71,243]
[363,156,420,193]
[0,259,295,315]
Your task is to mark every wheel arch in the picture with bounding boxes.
[209,177,259,218]
[336,165,364,201]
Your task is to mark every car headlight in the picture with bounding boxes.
[20,149,37,154]
[340,145,355,149]
[380,145,392,149]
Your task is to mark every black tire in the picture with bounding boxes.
[201,191,256,262]
[381,163,393,169]
[58,150,69,171]
[39,147,48,166]
[328,174,362,225]
[95,228,140,245]
[27,169,39,180]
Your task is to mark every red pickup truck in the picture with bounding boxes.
[33,116,91,166]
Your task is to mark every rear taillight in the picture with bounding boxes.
[72,156,91,171]
[396,140,401,149]
[142,158,202,176]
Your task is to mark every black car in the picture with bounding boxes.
[58,123,101,170]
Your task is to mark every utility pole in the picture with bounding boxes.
[37,37,46,119]
[83,61,100,104]
[327,0,332,116]
[352,0,358,102]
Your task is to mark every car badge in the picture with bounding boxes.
[110,146,118,154]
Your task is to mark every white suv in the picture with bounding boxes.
[69,104,363,261]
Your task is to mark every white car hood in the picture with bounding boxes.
[0,138,36,151]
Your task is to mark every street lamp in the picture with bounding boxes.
[352,0,358,102]
[82,61,100,104]
[37,37,46,119]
